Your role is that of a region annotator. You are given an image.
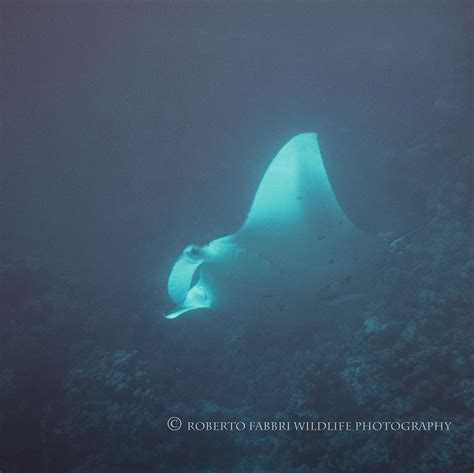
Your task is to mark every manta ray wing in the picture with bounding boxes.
[236,133,353,246]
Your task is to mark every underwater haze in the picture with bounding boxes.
[1,2,473,472]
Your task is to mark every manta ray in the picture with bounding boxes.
[164,132,385,320]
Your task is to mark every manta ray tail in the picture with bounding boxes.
[389,215,434,251]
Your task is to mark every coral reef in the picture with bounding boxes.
[1,83,472,471]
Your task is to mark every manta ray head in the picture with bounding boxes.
[183,243,206,260]
[183,237,232,261]
[164,243,213,319]
[164,238,234,319]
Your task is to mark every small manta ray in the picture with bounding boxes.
[164,133,407,319]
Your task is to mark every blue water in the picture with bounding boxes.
[1,3,472,472]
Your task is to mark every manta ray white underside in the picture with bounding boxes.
[165,133,381,320]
